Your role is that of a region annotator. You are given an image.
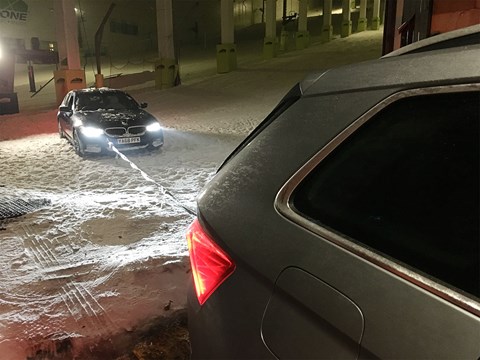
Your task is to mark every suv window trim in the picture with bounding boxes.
[275,83,480,316]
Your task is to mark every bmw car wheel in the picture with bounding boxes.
[73,131,85,157]
[58,121,65,139]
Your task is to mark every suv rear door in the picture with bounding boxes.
[274,85,480,358]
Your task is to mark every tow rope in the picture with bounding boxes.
[107,141,196,217]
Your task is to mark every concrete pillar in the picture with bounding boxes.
[55,0,81,69]
[263,0,277,59]
[217,0,237,73]
[0,49,19,114]
[53,0,85,106]
[155,0,178,89]
[95,73,104,88]
[322,0,333,42]
[393,0,405,50]
[295,0,309,50]
[372,0,381,30]
[341,0,352,37]
[221,0,234,44]
[0,46,15,94]
[357,0,367,32]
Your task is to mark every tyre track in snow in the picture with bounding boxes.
[22,224,59,268]
[0,130,243,358]
[61,282,116,331]
[16,222,118,334]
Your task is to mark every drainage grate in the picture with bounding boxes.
[0,198,51,220]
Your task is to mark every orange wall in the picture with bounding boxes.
[433,0,480,13]
[431,0,480,34]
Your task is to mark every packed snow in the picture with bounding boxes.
[0,29,383,359]
[0,130,243,358]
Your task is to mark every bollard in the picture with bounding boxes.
[295,31,310,50]
[321,25,333,43]
[216,43,237,74]
[357,17,367,32]
[53,69,86,106]
[263,37,277,59]
[341,20,352,38]
[95,73,104,88]
[154,58,178,89]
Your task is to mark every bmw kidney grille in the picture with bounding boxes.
[105,126,146,137]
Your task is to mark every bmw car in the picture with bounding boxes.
[186,37,480,358]
[57,88,164,156]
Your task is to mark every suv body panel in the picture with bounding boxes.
[189,45,480,358]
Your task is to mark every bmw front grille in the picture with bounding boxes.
[105,126,146,137]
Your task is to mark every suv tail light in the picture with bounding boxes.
[186,218,235,305]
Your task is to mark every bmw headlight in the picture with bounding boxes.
[79,126,104,137]
[146,122,161,132]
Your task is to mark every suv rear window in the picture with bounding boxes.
[292,90,479,298]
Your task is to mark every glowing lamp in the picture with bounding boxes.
[186,218,235,305]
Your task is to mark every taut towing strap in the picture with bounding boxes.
[107,140,196,217]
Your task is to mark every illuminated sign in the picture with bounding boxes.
[0,0,28,23]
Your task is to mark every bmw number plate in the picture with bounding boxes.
[118,137,141,144]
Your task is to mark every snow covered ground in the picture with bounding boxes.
[0,29,383,359]
[0,130,241,359]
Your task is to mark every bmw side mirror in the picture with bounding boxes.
[59,106,70,112]
[140,102,148,109]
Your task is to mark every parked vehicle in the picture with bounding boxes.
[186,37,480,358]
[57,88,164,156]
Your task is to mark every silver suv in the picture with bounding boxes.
[186,36,480,359]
